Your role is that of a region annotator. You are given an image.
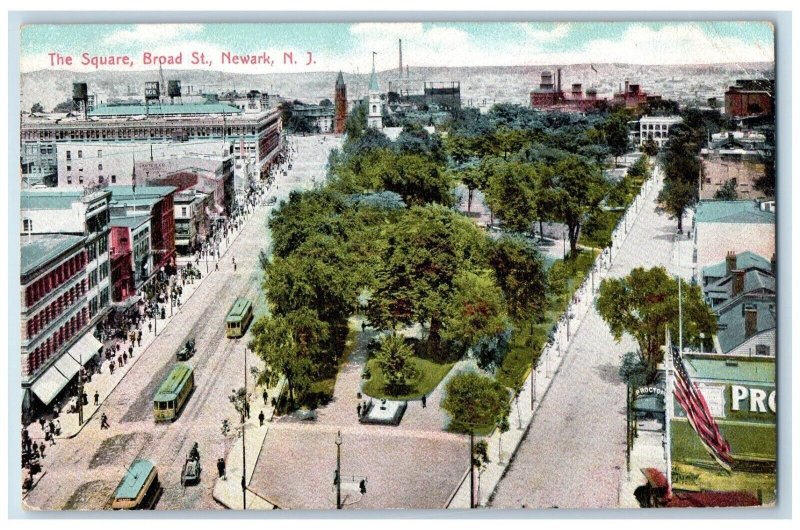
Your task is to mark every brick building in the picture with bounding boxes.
[724,79,774,119]
[530,69,604,112]
[335,71,347,135]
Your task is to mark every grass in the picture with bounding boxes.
[496,248,599,390]
[361,356,455,400]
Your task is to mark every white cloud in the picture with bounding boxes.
[103,24,204,45]
[517,23,572,42]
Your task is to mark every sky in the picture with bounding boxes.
[20,21,775,74]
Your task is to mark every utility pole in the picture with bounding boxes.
[242,342,248,510]
[335,430,342,509]
[469,431,475,508]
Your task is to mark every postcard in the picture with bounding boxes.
[16,20,776,511]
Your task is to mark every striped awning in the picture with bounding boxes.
[29,333,102,405]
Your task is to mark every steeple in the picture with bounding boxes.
[368,52,379,93]
[335,70,345,89]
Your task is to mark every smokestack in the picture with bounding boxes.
[625,80,629,94]
[726,251,737,275]
[557,68,562,95]
[399,39,403,76]
[744,305,758,339]
[732,269,745,296]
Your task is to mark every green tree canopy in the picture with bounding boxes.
[714,179,739,200]
[489,236,548,321]
[442,271,509,354]
[441,372,510,433]
[483,159,539,233]
[657,178,696,233]
[249,308,329,409]
[596,266,717,375]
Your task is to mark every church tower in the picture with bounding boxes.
[334,71,347,135]
[367,55,383,129]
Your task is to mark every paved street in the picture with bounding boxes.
[22,135,339,511]
[490,166,686,509]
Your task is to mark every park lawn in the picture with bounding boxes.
[361,356,455,401]
[496,248,598,390]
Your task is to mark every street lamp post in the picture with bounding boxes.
[335,430,342,509]
[242,342,248,510]
[469,430,475,509]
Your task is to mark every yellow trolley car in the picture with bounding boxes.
[153,364,194,422]
[225,297,253,338]
[111,459,162,510]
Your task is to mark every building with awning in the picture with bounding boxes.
[29,331,102,407]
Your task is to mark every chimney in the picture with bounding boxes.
[770,253,776,275]
[725,251,737,275]
[744,305,758,339]
[732,270,745,296]
[625,80,629,94]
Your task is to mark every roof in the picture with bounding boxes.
[715,298,776,353]
[684,354,775,385]
[336,71,345,87]
[154,364,193,401]
[702,252,771,281]
[110,215,150,229]
[89,103,242,117]
[695,200,776,224]
[21,234,85,276]
[640,115,683,123]
[226,297,251,321]
[107,185,177,200]
[114,459,156,500]
[21,189,110,210]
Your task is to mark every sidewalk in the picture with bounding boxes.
[23,186,270,444]
[619,421,667,508]
[447,170,660,509]
[212,380,284,510]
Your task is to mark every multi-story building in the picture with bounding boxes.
[55,141,229,189]
[107,186,177,275]
[21,188,113,324]
[724,79,775,119]
[20,234,100,416]
[638,115,683,148]
[21,141,57,187]
[612,80,663,109]
[21,97,282,186]
[109,216,151,303]
[367,62,383,130]
[174,190,213,255]
[530,69,604,112]
[136,154,235,216]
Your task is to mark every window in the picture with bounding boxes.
[755,345,770,356]
[67,165,71,171]
[79,176,84,184]
[98,175,104,184]
[98,164,103,171]
[181,207,187,217]
[111,175,116,184]
[23,218,33,232]
[66,150,71,160]
[97,150,102,158]
[77,150,83,159]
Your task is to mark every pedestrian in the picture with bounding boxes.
[217,457,226,480]
[128,344,134,358]
[258,410,265,426]
[39,442,46,458]
[82,391,88,406]
[94,391,99,406]
[38,417,45,431]
[100,413,109,430]
[422,394,427,408]
[148,321,153,333]
[215,262,219,271]
[361,321,366,332]
[117,356,122,369]
[54,419,61,435]
[32,441,40,458]
[262,389,268,405]
[48,420,55,433]
[357,403,362,417]
[123,352,128,365]
[137,331,142,347]
[109,362,115,375]
[244,401,250,419]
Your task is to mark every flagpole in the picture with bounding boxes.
[665,323,673,490]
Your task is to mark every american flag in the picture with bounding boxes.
[672,348,733,471]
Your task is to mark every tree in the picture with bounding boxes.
[459,164,488,214]
[249,308,329,410]
[374,334,419,395]
[319,98,333,107]
[344,101,367,140]
[657,178,696,233]
[441,371,509,508]
[596,267,717,375]
[489,236,548,322]
[714,179,739,200]
[641,138,659,157]
[442,271,509,359]
[754,152,775,197]
[367,205,488,356]
[483,160,539,234]
[497,413,510,463]
[30,102,44,114]
[442,372,510,433]
[52,99,75,113]
[603,110,633,164]
[542,155,608,255]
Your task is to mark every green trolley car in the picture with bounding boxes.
[225,297,254,338]
[111,459,162,510]
[153,364,194,422]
